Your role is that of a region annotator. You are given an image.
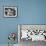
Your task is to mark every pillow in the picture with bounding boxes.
[21,30,28,39]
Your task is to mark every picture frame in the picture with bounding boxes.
[4,6,17,17]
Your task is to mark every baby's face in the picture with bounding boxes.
[7,9,14,16]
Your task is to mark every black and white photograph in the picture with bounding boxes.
[18,25,46,46]
[4,6,17,17]
[18,25,46,41]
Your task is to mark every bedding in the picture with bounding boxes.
[21,29,45,41]
[31,35,45,41]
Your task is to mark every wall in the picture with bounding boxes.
[0,0,46,44]
[0,0,18,44]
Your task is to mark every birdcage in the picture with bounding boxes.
[8,32,16,46]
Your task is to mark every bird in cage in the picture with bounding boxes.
[8,32,16,41]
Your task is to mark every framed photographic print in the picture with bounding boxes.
[18,24,46,42]
[4,6,17,17]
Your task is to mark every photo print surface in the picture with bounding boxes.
[18,25,46,41]
[4,6,17,17]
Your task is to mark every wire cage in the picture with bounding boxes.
[8,32,16,46]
